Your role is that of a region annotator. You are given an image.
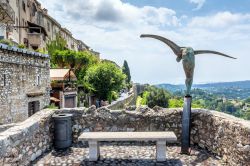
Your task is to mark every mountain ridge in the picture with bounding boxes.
[156,80,250,99]
[156,80,250,90]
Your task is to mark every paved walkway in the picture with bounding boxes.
[33,142,226,166]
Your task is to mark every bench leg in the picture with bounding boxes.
[89,141,100,161]
[156,141,166,162]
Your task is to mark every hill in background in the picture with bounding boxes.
[156,80,250,99]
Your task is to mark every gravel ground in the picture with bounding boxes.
[32,142,226,166]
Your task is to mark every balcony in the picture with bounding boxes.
[27,32,45,48]
[0,0,15,24]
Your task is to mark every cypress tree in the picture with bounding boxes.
[122,60,131,84]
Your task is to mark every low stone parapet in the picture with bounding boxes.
[0,109,54,165]
[0,106,249,165]
[107,93,136,110]
[191,109,250,165]
[0,123,17,132]
[57,106,250,165]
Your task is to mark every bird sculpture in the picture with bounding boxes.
[140,34,236,96]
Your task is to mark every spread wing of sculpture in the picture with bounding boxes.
[140,34,237,96]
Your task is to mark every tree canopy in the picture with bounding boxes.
[46,34,67,56]
[137,86,171,108]
[84,62,126,101]
[122,60,131,85]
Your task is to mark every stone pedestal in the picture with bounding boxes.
[181,96,192,154]
[156,141,166,161]
[89,141,100,161]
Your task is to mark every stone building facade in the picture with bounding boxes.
[0,0,96,53]
[0,43,50,124]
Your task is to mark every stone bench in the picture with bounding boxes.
[78,132,177,161]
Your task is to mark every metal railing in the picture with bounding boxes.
[0,0,15,24]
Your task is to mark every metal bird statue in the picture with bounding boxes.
[140,34,236,96]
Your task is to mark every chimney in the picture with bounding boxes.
[43,8,48,14]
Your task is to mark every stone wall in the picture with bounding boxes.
[0,107,249,165]
[0,44,50,124]
[57,107,250,165]
[0,109,54,166]
[107,93,136,110]
[55,106,182,143]
[107,84,144,110]
[0,123,16,132]
[190,110,250,166]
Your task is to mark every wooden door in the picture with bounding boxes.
[64,96,75,108]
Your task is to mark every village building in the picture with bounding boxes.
[76,39,90,51]
[50,69,78,108]
[43,9,61,41]
[0,0,99,124]
[0,0,98,54]
[0,43,50,124]
[0,0,15,41]
[60,28,77,51]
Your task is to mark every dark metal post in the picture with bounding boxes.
[181,96,192,154]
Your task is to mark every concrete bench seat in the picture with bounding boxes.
[78,132,177,161]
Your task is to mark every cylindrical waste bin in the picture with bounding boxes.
[53,113,73,149]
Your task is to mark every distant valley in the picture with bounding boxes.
[156,80,250,99]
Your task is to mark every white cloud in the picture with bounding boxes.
[39,0,250,84]
[189,12,250,28]
[189,0,206,10]
[40,0,181,28]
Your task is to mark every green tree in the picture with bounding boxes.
[225,102,237,113]
[51,49,99,75]
[76,51,99,82]
[243,110,250,120]
[51,50,66,68]
[140,86,171,108]
[47,34,67,67]
[141,91,150,105]
[244,97,250,103]
[18,44,26,49]
[136,96,143,107]
[84,62,126,101]
[122,60,131,85]
[169,98,184,108]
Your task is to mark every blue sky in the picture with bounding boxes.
[123,0,250,16]
[40,0,250,84]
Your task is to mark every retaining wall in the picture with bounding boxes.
[0,109,54,165]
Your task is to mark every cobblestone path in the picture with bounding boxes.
[32,142,226,166]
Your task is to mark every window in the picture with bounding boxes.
[22,1,26,12]
[28,101,40,117]
[31,45,38,50]
[37,75,40,86]
[47,22,50,32]
[32,3,37,16]
[16,18,18,32]
[3,74,6,86]
[24,38,29,48]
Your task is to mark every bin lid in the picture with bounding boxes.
[52,113,73,119]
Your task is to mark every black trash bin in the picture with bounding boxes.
[53,113,73,149]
